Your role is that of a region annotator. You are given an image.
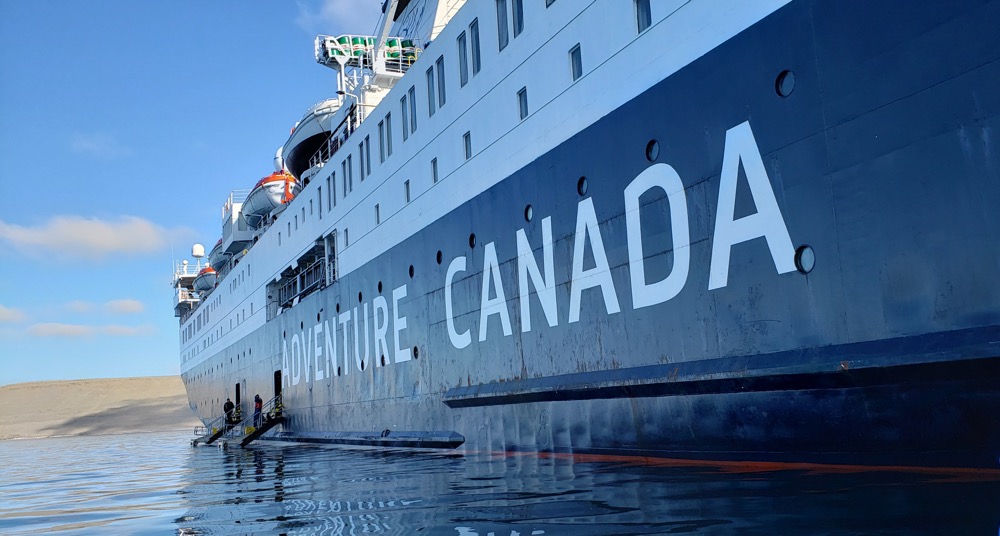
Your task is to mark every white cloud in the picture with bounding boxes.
[101,324,155,337]
[26,322,156,338]
[70,132,132,159]
[0,305,27,323]
[294,0,382,37]
[65,301,94,314]
[28,323,94,338]
[105,299,145,315]
[0,215,195,261]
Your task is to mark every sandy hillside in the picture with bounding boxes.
[0,376,200,440]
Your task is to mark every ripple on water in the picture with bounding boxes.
[1,431,999,535]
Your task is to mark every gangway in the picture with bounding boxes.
[214,394,284,449]
[191,408,241,446]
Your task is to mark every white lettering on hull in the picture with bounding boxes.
[709,121,795,289]
[280,284,410,382]
[441,120,796,349]
[516,216,557,332]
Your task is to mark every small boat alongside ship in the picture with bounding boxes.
[173,0,1000,467]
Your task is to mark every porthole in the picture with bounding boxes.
[524,204,533,222]
[775,70,795,97]
[300,321,304,329]
[645,139,660,162]
[577,176,588,196]
[358,292,363,303]
[380,354,387,367]
[361,360,366,371]
[469,233,477,248]
[337,366,342,377]
[436,250,443,264]
[408,265,415,278]
[795,245,815,274]
[283,330,286,338]
[336,303,340,314]
[378,281,383,293]
[413,346,420,359]
[316,312,321,322]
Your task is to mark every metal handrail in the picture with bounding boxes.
[220,394,283,440]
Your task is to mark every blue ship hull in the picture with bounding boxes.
[183,0,1000,468]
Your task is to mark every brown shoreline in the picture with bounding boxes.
[0,376,200,440]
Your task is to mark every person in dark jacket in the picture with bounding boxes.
[223,398,235,425]
[253,394,263,427]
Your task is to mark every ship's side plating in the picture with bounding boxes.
[180,0,1000,467]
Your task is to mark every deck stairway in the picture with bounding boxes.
[209,394,283,448]
[191,413,234,447]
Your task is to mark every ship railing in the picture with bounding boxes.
[300,257,325,294]
[277,256,326,309]
[173,260,202,279]
[195,413,228,438]
[306,99,375,170]
[222,189,251,220]
[315,34,421,74]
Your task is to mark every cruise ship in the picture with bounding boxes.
[174,0,1000,467]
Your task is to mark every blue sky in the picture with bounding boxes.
[0,1,381,386]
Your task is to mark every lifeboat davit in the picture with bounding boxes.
[193,266,217,292]
[242,171,299,224]
[207,238,225,268]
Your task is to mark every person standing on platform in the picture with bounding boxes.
[223,398,235,425]
[253,394,263,427]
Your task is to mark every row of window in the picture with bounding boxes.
[285,0,654,253]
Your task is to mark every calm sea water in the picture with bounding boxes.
[1,431,998,535]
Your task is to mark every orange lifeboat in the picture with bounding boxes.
[193,266,218,292]
[243,171,299,224]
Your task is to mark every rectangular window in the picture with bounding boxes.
[426,67,436,116]
[342,161,348,197]
[330,172,336,206]
[470,19,482,75]
[326,176,332,209]
[344,228,349,248]
[359,141,366,181]
[386,113,393,155]
[310,199,314,215]
[401,95,409,141]
[364,135,371,176]
[375,203,381,225]
[636,0,651,33]
[431,157,438,183]
[512,0,524,38]
[318,187,322,217]
[517,87,528,120]
[463,131,472,160]
[408,86,417,133]
[457,32,469,87]
[347,154,353,193]
[570,44,582,81]
[435,56,446,107]
[378,120,386,162]
[496,0,509,51]
[404,180,411,203]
